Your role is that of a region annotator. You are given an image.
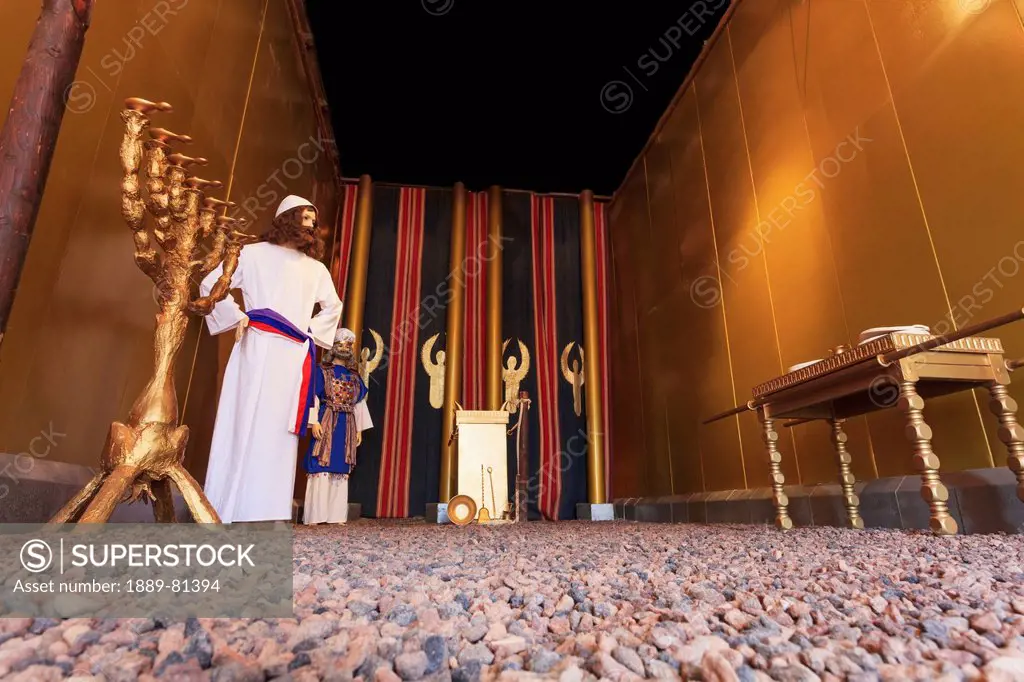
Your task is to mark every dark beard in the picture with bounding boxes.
[333,349,358,369]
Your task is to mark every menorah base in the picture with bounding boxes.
[48,420,221,524]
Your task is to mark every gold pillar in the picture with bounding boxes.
[343,174,373,338]
[440,183,468,500]
[579,191,607,504]
[485,185,503,410]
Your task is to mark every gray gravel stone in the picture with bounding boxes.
[395,651,429,680]
[19,522,1024,682]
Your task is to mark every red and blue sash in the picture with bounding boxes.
[246,308,315,436]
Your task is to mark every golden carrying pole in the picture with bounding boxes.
[50,98,257,524]
[579,191,607,504]
[440,183,468,500]
[485,185,504,410]
[343,174,373,340]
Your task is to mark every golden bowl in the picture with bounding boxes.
[448,495,477,526]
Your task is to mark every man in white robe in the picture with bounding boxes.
[200,195,343,523]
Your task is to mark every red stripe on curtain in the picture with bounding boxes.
[377,188,426,518]
[531,196,562,520]
[397,191,425,516]
[463,192,489,409]
[594,202,612,502]
[332,184,359,299]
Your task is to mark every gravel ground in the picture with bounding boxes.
[2,520,1024,681]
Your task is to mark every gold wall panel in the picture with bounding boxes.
[694,32,792,492]
[800,0,988,477]
[730,0,873,485]
[0,0,331,487]
[866,0,1024,470]
[0,0,143,468]
[642,144,679,496]
[663,88,739,495]
[608,0,1024,497]
[607,171,649,499]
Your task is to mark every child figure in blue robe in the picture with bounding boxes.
[302,327,372,524]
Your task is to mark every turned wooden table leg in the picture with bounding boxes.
[987,383,1024,504]
[829,418,864,529]
[898,380,958,535]
[761,413,793,530]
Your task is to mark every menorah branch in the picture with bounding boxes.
[188,241,243,315]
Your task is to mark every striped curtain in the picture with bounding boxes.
[330,184,358,300]
[463,191,489,410]
[501,193,588,520]
[332,184,610,519]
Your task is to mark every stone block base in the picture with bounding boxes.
[576,502,615,521]
[613,467,1024,534]
[426,502,451,524]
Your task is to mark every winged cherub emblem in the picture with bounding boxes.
[359,328,384,386]
[421,332,446,409]
[502,338,531,412]
[561,341,585,417]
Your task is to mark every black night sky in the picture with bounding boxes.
[306,1,729,197]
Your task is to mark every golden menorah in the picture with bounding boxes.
[50,98,256,524]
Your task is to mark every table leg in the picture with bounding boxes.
[898,380,958,535]
[986,383,1024,503]
[829,418,863,529]
[761,415,793,530]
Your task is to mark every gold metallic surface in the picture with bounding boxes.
[359,328,384,386]
[606,174,649,497]
[580,191,607,504]
[485,185,503,411]
[487,465,499,517]
[608,0,1024,496]
[344,175,374,340]
[759,412,792,530]
[829,419,863,530]
[742,326,1022,533]
[477,464,492,522]
[987,383,1024,504]
[440,183,467,500]
[501,338,530,413]
[447,494,476,526]
[560,342,585,418]
[729,0,862,487]
[669,87,741,495]
[636,151,676,496]
[865,0,1024,468]
[421,333,446,409]
[0,0,333,495]
[51,99,254,524]
[898,380,957,535]
[755,332,1006,397]
[694,34,785,491]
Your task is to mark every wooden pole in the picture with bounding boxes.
[0,0,94,348]
[485,186,503,410]
[440,183,467,501]
[579,191,607,503]
[343,175,373,340]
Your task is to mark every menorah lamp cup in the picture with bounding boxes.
[50,98,253,524]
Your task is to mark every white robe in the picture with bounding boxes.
[302,396,373,525]
[200,242,343,523]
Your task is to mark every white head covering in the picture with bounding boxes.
[275,194,316,219]
[335,328,356,344]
